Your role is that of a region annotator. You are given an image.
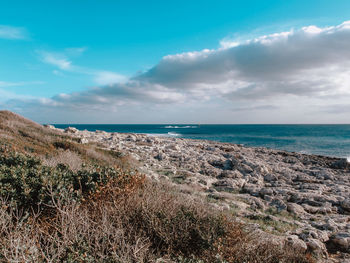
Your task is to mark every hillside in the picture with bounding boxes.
[0,110,334,262]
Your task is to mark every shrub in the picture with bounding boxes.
[0,150,128,213]
[52,140,81,152]
[0,178,312,263]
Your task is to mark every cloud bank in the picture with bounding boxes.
[9,21,350,123]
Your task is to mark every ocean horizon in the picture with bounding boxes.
[52,124,350,159]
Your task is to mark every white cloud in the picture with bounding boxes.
[9,20,350,123]
[137,20,350,101]
[0,89,36,102]
[37,49,127,85]
[0,25,27,39]
[64,47,88,56]
[38,51,72,70]
[0,81,44,88]
[94,71,127,85]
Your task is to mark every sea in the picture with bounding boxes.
[53,124,350,160]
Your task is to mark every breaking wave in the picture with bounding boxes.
[163,125,198,129]
[167,132,181,137]
[146,132,182,137]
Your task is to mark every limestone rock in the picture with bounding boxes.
[306,238,328,257]
[341,199,350,212]
[65,127,78,133]
[331,158,349,169]
[287,203,305,215]
[43,124,55,129]
[78,137,89,144]
[328,232,350,252]
[286,235,307,252]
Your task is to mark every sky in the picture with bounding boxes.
[1,0,350,124]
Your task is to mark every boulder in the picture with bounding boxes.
[306,238,328,257]
[43,124,55,129]
[287,203,305,215]
[95,130,108,134]
[126,134,137,142]
[64,127,78,133]
[154,152,165,161]
[259,187,274,197]
[271,198,287,211]
[78,137,89,144]
[212,178,245,192]
[286,235,307,252]
[300,230,329,243]
[328,232,350,252]
[219,170,243,179]
[209,159,233,170]
[340,199,350,212]
[264,173,278,182]
[330,158,348,169]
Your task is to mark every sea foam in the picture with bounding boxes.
[164,125,197,129]
[167,132,181,137]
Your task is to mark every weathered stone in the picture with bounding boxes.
[95,130,108,134]
[126,134,137,142]
[264,173,278,182]
[213,179,245,192]
[219,170,243,179]
[154,152,165,161]
[286,235,307,252]
[209,159,233,170]
[287,203,305,215]
[300,230,329,243]
[78,137,89,144]
[341,199,350,212]
[306,238,328,257]
[271,198,287,211]
[328,232,350,252]
[330,158,349,169]
[259,187,274,197]
[64,127,78,133]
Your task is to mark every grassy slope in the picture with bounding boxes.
[0,111,311,263]
[0,110,131,168]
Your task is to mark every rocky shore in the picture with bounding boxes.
[47,125,350,261]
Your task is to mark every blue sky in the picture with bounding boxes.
[2,0,350,123]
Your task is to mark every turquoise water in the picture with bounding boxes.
[53,124,350,159]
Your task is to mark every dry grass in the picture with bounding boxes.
[0,178,312,263]
[209,222,313,263]
[42,149,83,171]
[0,110,133,170]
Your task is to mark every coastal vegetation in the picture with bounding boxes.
[0,111,312,262]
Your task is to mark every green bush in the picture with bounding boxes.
[0,151,125,213]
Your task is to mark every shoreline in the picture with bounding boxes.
[47,125,350,259]
[48,124,350,160]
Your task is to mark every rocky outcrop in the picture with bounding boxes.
[43,124,55,129]
[64,127,79,133]
[59,126,350,261]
